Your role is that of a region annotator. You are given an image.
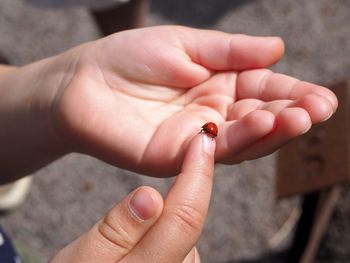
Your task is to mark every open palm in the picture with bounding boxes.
[54,26,337,177]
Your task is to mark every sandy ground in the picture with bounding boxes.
[0,0,349,262]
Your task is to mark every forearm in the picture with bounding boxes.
[0,53,78,183]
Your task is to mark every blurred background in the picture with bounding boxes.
[0,0,349,262]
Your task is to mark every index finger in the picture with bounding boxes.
[122,132,216,262]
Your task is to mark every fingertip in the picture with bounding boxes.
[202,133,217,156]
[271,36,285,57]
[189,125,218,158]
[128,186,163,222]
[247,36,285,68]
[293,93,335,123]
[180,132,217,180]
[254,36,285,67]
[278,107,312,136]
[318,87,338,113]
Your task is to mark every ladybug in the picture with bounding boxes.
[200,122,218,138]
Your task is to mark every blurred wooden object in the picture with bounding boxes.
[277,82,350,262]
[300,186,341,263]
[277,81,350,198]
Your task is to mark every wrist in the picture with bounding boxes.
[0,49,82,181]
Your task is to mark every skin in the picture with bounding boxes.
[0,26,338,262]
[51,133,215,263]
[0,26,337,181]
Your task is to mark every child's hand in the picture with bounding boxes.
[1,26,336,179]
[48,26,336,176]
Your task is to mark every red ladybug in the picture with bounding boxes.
[201,122,218,138]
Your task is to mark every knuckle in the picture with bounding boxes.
[170,203,205,233]
[194,165,212,180]
[97,210,134,253]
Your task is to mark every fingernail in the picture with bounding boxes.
[302,125,312,134]
[128,189,155,222]
[202,134,216,156]
[322,110,333,121]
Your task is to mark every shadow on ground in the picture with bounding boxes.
[151,0,255,27]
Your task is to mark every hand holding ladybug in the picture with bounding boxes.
[0,25,338,263]
[50,26,337,177]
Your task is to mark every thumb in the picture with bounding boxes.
[50,186,163,263]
